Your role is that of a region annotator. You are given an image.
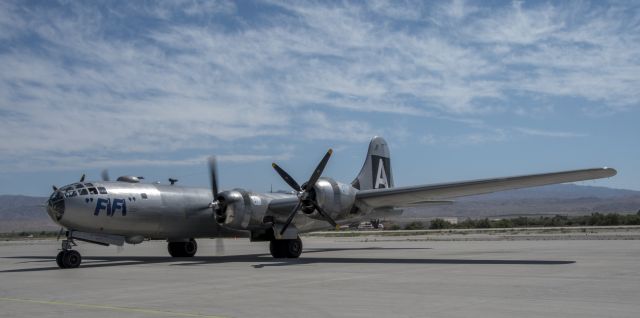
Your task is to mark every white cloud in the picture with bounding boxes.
[515,127,587,138]
[0,1,639,172]
[466,1,564,45]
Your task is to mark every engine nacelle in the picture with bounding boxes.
[308,178,357,220]
[214,189,268,230]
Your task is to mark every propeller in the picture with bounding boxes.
[272,149,337,235]
[209,157,218,198]
[207,156,225,254]
[184,157,225,221]
[101,169,110,181]
[207,156,229,224]
[79,174,85,182]
[52,185,58,192]
[215,223,225,255]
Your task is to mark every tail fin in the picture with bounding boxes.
[352,136,394,190]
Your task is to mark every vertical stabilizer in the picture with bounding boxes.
[352,136,394,190]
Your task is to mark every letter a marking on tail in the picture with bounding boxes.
[374,158,389,189]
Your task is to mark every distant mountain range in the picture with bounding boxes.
[0,195,56,232]
[1,184,640,232]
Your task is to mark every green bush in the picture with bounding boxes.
[386,223,401,230]
[404,221,425,230]
[429,218,452,229]
[476,218,492,228]
[493,219,513,228]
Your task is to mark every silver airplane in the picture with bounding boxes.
[46,137,617,269]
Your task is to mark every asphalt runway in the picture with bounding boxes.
[1,237,638,318]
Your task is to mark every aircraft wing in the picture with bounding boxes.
[355,167,617,209]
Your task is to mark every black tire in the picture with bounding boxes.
[168,239,198,257]
[62,250,81,268]
[56,251,65,268]
[286,237,303,258]
[270,237,303,258]
[168,242,183,257]
[183,239,197,257]
[269,240,286,258]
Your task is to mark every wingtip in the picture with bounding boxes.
[603,166,617,176]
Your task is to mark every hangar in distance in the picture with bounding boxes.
[46,136,616,268]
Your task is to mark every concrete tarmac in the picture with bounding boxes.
[0,237,639,317]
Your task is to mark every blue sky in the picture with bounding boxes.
[1,0,639,196]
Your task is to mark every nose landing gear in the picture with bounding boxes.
[56,238,82,269]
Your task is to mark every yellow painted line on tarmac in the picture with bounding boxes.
[0,297,227,318]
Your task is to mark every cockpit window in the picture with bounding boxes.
[64,190,77,198]
[79,188,88,195]
[97,187,108,194]
[85,183,94,187]
[50,191,62,201]
[74,183,84,189]
[88,187,98,195]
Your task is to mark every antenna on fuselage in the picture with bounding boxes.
[169,178,178,185]
[101,169,110,181]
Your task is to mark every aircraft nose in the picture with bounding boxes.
[47,191,65,221]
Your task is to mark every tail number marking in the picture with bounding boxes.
[373,157,389,189]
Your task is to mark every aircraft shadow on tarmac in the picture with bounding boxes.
[0,247,575,273]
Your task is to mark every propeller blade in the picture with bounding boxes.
[311,201,337,227]
[52,185,58,192]
[305,149,333,190]
[272,163,302,192]
[208,156,218,198]
[215,223,224,255]
[215,237,224,255]
[79,174,85,182]
[101,169,110,181]
[280,200,302,235]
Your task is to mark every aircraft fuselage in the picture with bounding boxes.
[47,181,298,240]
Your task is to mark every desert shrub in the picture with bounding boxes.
[429,218,452,229]
[404,221,425,230]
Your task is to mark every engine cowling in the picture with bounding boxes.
[214,189,267,230]
[307,177,357,221]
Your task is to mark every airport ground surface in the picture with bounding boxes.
[1,234,639,318]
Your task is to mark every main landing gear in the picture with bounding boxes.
[269,236,303,258]
[56,238,82,269]
[167,239,198,257]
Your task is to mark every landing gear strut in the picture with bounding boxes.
[168,239,198,257]
[56,237,82,269]
[270,236,303,258]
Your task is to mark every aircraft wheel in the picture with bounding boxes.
[184,239,197,257]
[168,242,184,257]
[56,251,64,268]
[286,237,303,258]
[60,250,81,268]
[269,240,287,258]
[168,239,197,257]
[270,237,303,258]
